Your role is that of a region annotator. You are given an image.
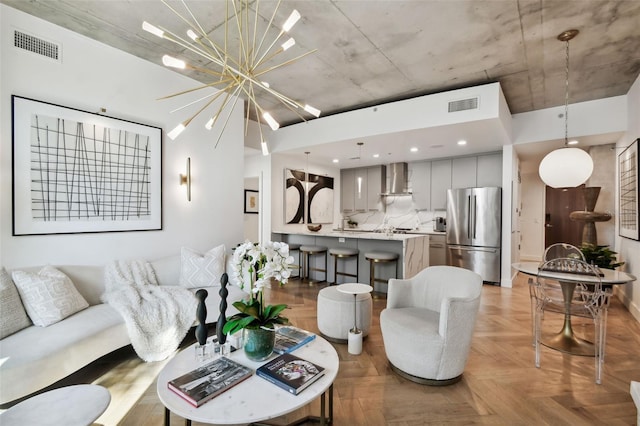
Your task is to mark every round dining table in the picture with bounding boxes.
[512,261,636,356]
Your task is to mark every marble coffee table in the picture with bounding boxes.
[0,384,110,426]
[157,335,339,425]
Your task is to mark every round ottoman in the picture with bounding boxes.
[317,284,372,343]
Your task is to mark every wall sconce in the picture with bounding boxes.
[180,157,191,201]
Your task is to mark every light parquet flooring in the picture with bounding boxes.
[49,274,640,425]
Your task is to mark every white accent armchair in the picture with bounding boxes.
[380,266,483,385]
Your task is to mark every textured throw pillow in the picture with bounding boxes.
[0,267,32,338]
[180,245,225,288]
[11,266,89,327]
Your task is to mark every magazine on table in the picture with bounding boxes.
[273,325,316,354]
[256,353,325,395]
[168,356,252,407]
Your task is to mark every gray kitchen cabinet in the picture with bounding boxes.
[452,156,477,189]
[429,234,447,266]
[410,161,431,210]
[476,153,502,187]
[367,165,385,211]
[341,168,355,212]
[354,167,367,212]
[430,159,452,210]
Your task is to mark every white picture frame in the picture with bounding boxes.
[12,95,163,235]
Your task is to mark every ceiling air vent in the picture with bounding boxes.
[14,30,60,61]
[448,97,479,113]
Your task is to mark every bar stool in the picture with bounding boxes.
[364,251,399,295]
[300,245,328,284]
[287,243,302,279]
[329,248,359,285]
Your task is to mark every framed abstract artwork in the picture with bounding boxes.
[619,138,639,240]
[244,190,259,214]
[284,168,334,224]
[11,95,163,235]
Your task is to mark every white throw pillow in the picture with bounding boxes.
[180,245,225,288]
[11,266,89,327]
[0,267,32,338]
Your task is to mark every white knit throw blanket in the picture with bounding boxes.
[102,260,197,362]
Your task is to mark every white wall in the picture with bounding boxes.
[616,74,640,321]
[0,5,244,267]
[519,172,545,261]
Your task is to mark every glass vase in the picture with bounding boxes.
[243,326,275,361]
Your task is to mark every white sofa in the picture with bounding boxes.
[0,255,247,405]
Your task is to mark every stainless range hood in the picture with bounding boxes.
[381,162,412,196]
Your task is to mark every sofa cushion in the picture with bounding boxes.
[179,245,225,288]
[0,267,32,339]
[11,266,89,327]
[0,304,129,404]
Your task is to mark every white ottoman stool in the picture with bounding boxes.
[317,284,372,343]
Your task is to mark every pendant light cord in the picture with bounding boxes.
[564,37,570,146]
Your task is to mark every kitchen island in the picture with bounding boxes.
[272,230,430,292]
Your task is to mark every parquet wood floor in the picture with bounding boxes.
[50,274,640,425]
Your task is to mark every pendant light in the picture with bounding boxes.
[538,29,593,188]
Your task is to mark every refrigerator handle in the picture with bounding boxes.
[467,195,472,239]
[473,195,477,239]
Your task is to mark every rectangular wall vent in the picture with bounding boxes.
[448,97,479,113]
[14,30,60,61]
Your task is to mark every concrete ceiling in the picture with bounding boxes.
[4,0,640,165]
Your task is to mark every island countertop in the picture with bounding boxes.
[273,229,436,241]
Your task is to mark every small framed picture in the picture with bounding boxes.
[244,190,259,214]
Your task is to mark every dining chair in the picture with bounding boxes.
[542,243,585,262]
[529,258,612,384]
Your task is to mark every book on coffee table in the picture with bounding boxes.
[168,356,252,407]
[256,353,325,395]
[273,326,316,354]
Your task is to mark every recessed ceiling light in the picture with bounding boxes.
[410,147,418,152]
[332,158,339,163]
[457,140,467,146]
[373,153,380,158]
[567,140,579,145]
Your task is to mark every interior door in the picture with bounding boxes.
[544,185,584,248]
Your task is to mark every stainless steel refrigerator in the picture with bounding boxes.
[446,187,501,284]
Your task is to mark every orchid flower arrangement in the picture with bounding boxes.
[223,241,294,334]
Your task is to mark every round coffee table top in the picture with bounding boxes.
[337,283,373,295]
[1,384,110,426]
[157,336,339,425]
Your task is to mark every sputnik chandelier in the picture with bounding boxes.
[143,0,321,149]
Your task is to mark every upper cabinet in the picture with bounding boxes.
[341,165,385,212]
[451,156,477,189]
[476,153,502,187]
[340,168,356,213]
[410,161,431,211]
[430,159,452,210]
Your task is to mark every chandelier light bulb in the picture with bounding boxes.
[186,29,199,41]
[263,112,280,130]
[142,21,164,38]
[162,55,186,69]
[304,104,321,117]
[281,37,296,51]
[167,123,186,140]
[282,10,301,32]
[539,147,594,188]
[261,140,270,156]
[205,115,218,130]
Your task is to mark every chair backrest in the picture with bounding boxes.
[414,266,482,312]
[543,243,585,262]
[534,258,607,315]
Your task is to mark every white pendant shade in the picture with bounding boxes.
[538,147,593,188]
